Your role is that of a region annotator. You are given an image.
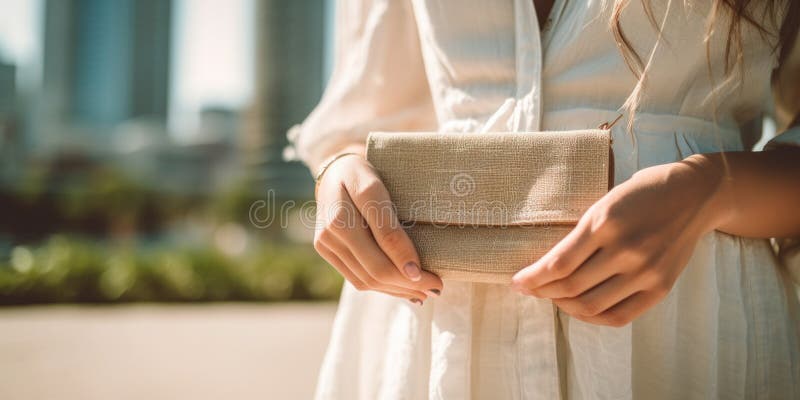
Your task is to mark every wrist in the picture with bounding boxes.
[311,143,366,177]
[677,153,734,233]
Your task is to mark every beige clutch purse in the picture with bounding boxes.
[366,130,612,284]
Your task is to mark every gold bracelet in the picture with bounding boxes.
[314,152,361,185]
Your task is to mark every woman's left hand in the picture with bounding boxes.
[511,155,729,327]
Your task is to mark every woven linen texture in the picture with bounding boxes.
[366,130,610,283]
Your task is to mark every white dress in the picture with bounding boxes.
[286,0,800,398]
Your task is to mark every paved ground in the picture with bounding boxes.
[0,303,338,400]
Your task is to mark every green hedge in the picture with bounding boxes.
[0,236,343,304]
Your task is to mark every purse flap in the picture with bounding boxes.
[366,130,610,226]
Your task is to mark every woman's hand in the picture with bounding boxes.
[313,147,443,304]
[511,155,728,326]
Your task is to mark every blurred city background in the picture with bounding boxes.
[0,0,340,398]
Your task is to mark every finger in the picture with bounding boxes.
[339,222,442,296]
[324,234,431,300]
[530,248,618,298]
[332,205,443,295]
[552,274,639,318]
[512,220,600,290]
[315,241,369,291]
[345,171,436,285]
[576,290,662,327]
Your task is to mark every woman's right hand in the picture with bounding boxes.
[312,149,443,304]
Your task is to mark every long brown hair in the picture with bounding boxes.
[610,0,800,132]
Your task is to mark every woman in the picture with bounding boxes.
[287,0,800,398]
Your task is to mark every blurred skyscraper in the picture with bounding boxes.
[0,60,19,181]
[41,0,171,134]
[246,0,327,199]
[0,61,14,118]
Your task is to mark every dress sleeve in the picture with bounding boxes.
[767,29,800,286]
[284,0,437,174]
[767,26,800,149]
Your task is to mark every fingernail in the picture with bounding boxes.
[510,280,532,296]
[403,261,422,281]
[425,289,441,297]
[409,298,423,306]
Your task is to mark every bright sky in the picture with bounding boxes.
[168,0,255,139]
[0,0,43,88]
